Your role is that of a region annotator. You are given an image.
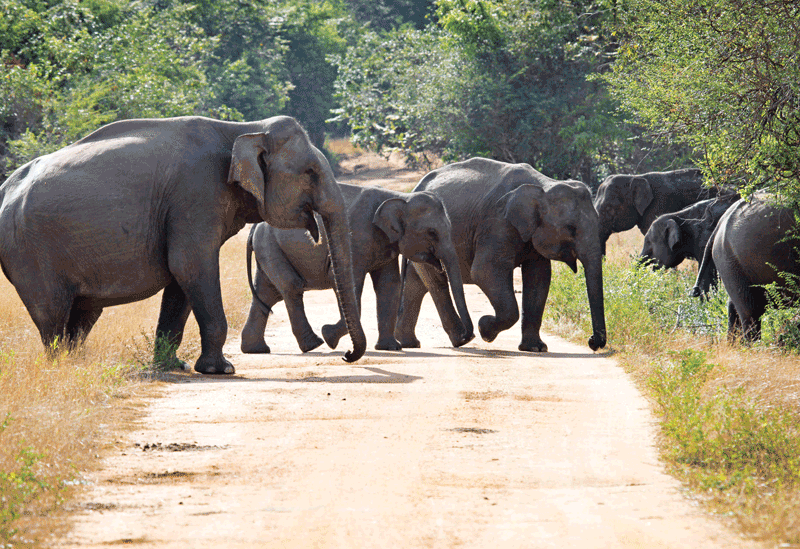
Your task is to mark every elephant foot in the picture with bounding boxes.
[321,324,344,350]
[478,316,501,343]
[299,333,324,353]
[154,354,190,371]
[395,333,420,348]
[194,356,235,375]
[241,339,271,354]
[375,337,402,351]
[519,339,548,353]
[449,330,475,348]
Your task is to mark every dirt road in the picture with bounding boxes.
[58,270,760,548]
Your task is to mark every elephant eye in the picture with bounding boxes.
[427,229,439,241]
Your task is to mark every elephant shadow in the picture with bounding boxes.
[186,366,422,384]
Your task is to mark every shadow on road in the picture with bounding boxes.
[189,366,422,384]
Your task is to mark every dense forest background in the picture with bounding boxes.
[2,0,799,195]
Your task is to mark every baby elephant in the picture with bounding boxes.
[240,183,473,353]
[692,194,799,341]
[640,194,739,270]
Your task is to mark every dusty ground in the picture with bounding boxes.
[55,158,763,548]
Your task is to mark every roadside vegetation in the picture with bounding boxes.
[545,229,800,546]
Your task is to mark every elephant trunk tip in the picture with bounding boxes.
[342,338,367,363]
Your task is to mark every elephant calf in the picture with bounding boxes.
[593,168,722,253]
[692,194,799,341]
[241,183,473,354]
[640,193,739,271]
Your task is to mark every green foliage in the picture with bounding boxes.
[333,0,680,184]
[546,259,728,351]
[342,0,434,30]
[761,271,800,350]
[0,415,53,543]
[606,0,800,198]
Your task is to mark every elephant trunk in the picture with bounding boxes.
[580,247,607,351]
[440,244,473,343]
[315,181,367,362]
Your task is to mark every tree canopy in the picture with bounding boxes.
[2,0,799,199]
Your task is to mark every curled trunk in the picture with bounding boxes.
[322,215,367,362]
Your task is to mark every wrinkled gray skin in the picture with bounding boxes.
[594,168,721,254]
[640,194,739,271]
[240,183,473,354]
[691,195,799,341]
[395,158,606,353]
[0,115,367,374]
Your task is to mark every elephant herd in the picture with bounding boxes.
[598,170,799,342]
[0,115,796,375]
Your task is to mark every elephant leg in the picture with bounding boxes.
[11,270,75,355]
[415,263,469,347]
[168,246,233,375]
[241,268,282,354]
[154,279,192,369]
[518,256,551,352]
[65,298,103,350]
[284,287,324,353]
[369,262,402,351]
[395,264,428,348]
[727,299,742,343]
[470,253,519,343]
[322,274,366,350]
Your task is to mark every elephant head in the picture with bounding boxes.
[373,192,473,341]
[502,182,607,351]
[227,118,366,362]
[593,174,654,253]
[640,216,692,269]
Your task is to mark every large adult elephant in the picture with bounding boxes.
[241,184,472,354]
[395,158,606,353]
[691,194,799,341]
[0,115,367,374]
[593,168,721,253]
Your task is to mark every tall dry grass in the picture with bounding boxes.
[0,233,252,544]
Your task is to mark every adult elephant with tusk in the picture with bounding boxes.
[0,115,367,374]
[395,158,606,353]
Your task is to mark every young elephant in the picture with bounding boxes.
[395,158,606,353]
[692,194,799,341]
[240,183,473,354]
[593,168,721,253]
[640,194,739,270]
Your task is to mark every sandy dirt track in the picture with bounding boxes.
[57,260,761,548]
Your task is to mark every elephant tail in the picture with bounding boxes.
[247,224,273,317]
[690,221,719,299]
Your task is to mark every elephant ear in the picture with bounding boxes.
[665,218,681,251]
[373,197,406,243]
[631,176,654,216]
[227,132,288,217]
[501,184,546,242]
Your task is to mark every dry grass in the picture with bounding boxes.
[0,235,252,544]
